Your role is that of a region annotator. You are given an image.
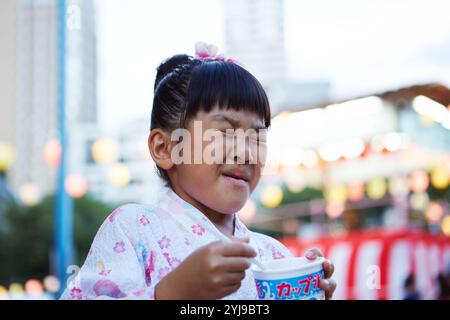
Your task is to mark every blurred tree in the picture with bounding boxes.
[280,186,323,204]
[0,194,113,285]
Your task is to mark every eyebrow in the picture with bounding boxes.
[211,114,267,130]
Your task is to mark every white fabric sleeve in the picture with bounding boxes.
[59,204,165,300]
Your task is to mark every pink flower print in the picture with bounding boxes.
[93,279,126,299]
[139,215,150,226]
[133,288,146,298]
[108,207,122,223]
[70,287,83,300]
[162,252,182,268]
[191,224,205,236]
[145,251,156,285]
[113,241,126,253]
[184,237,191,246]
[158,267,170,280]
[272,247,285,260]
[158,236,171,249]
[169,257,182,268]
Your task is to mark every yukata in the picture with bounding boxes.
[60,187,293,300]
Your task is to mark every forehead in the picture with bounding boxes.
[196,106,266,128]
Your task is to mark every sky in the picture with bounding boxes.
[96,0,450,132]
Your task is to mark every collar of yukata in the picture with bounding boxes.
[163,186,248,238]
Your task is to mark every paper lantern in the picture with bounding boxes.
[260,185,283,208]
[92,138,119,164]
[367,178,387,200]
[43,276,60,293]
[389,176,409,196]
[441,216,450,236]
[9,283,23,294]
[0,285,8,299]
[326,202,345,219]
[43,139,61,168]
[65,174,88,198]
[19,183,41,206]
[325,185,348,203]
[409,170,429,193]
[109,163,131,187]
[425,202,444,224]
[430,166,450,190]
[238,200,256,223]
[25,279,44,297]
[282,167,305,193]
[410,192,430,211]
[302,150,318,168]
[348,181,365,201]
[0,141,15,171]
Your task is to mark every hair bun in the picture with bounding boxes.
[154,54,193,90]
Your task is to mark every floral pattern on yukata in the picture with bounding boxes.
[60,187,293,300]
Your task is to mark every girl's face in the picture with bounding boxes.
[170,106,267,214]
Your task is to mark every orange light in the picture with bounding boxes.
[326,202,345,219]
[409,170,429,193]
[348,181,365,201]
[65,174,88,198]
[43,139,61,168]
[25,279,44,297]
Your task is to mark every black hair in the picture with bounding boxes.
[151,54,271,184]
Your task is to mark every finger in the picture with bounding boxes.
[221,282,242,296]
[220,242,257,258]
[323,259,335,279]
[222,271,246,286]
[319,278,329,291]
[222,257,252,272]
[304,247,323,260]
[231,236,250,243]
[325,279,336,300]
[319,278,336,299]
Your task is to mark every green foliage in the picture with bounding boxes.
[0,195,113,285]
[280,186,324,205]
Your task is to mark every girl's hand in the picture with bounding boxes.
[155,237,256,300]
[304,248,336,299]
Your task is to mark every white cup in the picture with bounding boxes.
[251,256,325,300]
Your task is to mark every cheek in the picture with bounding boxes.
[179,164,217,181]
[250,165,262,191]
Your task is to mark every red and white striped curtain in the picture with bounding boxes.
[280,230,450,300]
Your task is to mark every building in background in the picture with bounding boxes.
[223,0,287,88]
[222,0,331,112]
[0,0,59,199]
[0,0,99,204]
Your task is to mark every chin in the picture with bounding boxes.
[215,198,247,214]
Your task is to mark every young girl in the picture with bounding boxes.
[61,42,335,300]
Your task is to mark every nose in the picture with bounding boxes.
[230,134,254,165]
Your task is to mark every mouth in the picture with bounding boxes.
[221,169,251,187]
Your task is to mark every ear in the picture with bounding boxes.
[148,128,174,170]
